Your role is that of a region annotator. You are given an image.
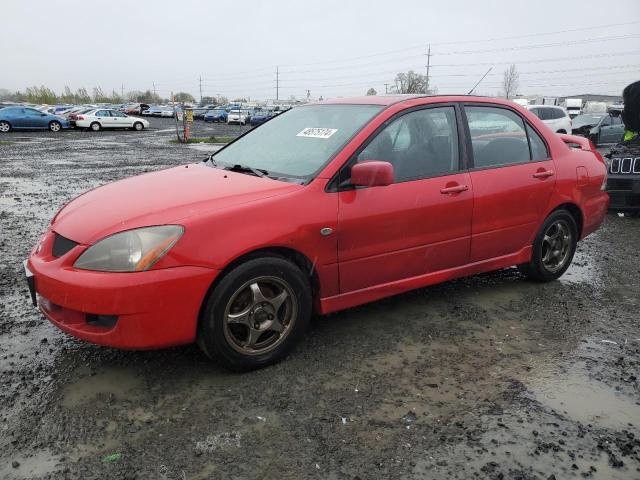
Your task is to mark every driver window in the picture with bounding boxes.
[356,107,459,182]
[601,116,612,126]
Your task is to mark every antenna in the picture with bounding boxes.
[468,67,493,95]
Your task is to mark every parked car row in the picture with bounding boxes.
[522,104,626,146]
[0,105,150,132]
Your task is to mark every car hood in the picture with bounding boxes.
[52,163,303,244]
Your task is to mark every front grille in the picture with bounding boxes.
[610,156,640,174]
[52,233,78,258]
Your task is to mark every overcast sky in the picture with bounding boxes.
[2,0,639,101]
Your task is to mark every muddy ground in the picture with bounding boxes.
[0,118,639,479]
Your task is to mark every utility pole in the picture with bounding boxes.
[199,76,203,105]
[121,84,124,98]
[306,89,310,102]
[384,83,389,94]
[276,66,279,102]
[425,44,432,94]
[153,81,156,98]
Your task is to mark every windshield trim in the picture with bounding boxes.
[208,104,384,185]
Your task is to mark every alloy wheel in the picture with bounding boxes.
[223,276,297,355]
[0,122,9,132]
[541,219,573,273]
[49,122,61,132]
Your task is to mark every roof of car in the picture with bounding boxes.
[317,95,519,107]
[526,104,564,109]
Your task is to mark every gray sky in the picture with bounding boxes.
[2,0,639,101]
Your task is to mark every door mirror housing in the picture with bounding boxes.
[351,161,394,187]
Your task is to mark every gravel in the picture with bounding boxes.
[0,120,639,479]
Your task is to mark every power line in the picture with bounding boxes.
[274,21,640,69]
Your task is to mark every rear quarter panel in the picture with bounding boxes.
[544,140,608,239]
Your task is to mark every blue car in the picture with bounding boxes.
[249,110,273,126]
[0,106,70,132]
[203,108,228,123]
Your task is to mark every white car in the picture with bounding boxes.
[227,109,250,125]
[525,105,572,134]
[75,109,150,131]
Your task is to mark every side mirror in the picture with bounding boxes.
[351,161,394,187]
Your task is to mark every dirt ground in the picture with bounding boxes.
[0,118,639,479]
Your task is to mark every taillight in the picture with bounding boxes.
[77,116,84,120]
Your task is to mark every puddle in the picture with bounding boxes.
[528,372,639,430]
[60,367,144,408]
[0,449,61,478]
[561,249,600,285]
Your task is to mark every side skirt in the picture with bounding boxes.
[319,246,532,315]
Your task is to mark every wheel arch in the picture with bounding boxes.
[197,246,321,324]
[550,202,583,238]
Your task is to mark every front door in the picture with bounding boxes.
[337,105,473,293]
[464,105,556,262]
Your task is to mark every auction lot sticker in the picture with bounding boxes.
[297,127,338,139]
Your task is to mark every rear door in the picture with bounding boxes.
[463,104,555,262]
[336,105,473,292]
[10,108,30,128]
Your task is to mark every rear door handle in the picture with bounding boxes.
[440,184,469,194]
[532,170,555,179]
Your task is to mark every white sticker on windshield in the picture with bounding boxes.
[297,127,338,139]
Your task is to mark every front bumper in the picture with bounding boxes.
[606,176,640,210]
[27,231,218,349]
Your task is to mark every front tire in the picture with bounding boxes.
[90,122,101,132]
[0,121,10,133]
[518,209,578,282]
[133,122,144,131]
[49,121,62,132]
[197,257,311,371]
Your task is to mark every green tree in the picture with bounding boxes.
[75,87,91,103]
[61,86,74,103]
[366,88,377,96]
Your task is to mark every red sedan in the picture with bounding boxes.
[25,95,608,370]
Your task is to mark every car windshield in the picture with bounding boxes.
[573,114,605,127]
[212,104,383,179]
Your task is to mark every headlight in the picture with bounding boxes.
[74,225,183,272]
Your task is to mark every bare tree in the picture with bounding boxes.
[391,70,436,94]
[501,64,520,99]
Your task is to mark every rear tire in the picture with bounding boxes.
[518,209,578,282]
[0,121,10,133]
[49,121,62,132]
[133,122,144,131]
[197,256,311,371]
[90,122,101,132]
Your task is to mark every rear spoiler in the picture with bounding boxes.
[557,133,605,163]
[558,133,596,151]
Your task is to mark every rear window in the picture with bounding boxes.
[466,106,548,167]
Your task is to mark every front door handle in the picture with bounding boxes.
[440,184,469,194]
[532,170,554,179]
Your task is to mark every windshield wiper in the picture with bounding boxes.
[225,164,268,178]
[203,153,217,166]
